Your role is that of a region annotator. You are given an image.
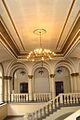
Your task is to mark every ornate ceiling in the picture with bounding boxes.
[0,0,80,62]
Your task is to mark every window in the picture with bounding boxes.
[0,64,3,104]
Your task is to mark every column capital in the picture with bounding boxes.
[50,74,55,78]
[4,76,12,80]
[28,75,33,79]
[71,73,79,77]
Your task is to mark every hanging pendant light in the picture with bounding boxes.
[27,29,56,61]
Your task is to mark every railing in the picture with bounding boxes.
[33,93,51,102]
[24,93,80,120]
[11,93,51,102]
[11,93,29,102]
[64,109,80,120]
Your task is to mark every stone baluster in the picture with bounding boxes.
[28,75,33,101]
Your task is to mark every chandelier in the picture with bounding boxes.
[27,29,56,61]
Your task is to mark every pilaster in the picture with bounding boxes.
[4,76,12,102]
[50,74,55,99]
[71,73,79,93]
[28,75,33,101]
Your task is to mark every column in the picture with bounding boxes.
[70,75,74,93]
[71,73,79,93]
[4,77,8,102]
[28,75,33,101]
[77,73,80,93]
[4,76,12,102]
[8,76,12,102]
[50,74,55,99]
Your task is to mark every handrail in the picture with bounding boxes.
[24,93,80,120]
[64,109,80,120]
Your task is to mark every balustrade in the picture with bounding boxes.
[24,93,80,120]
[33,93,51,102]
[11,93,51,103]
[11,93,29,102]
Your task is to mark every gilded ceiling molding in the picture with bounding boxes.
[55,15,80,56]
[63,31,80,56]
[61,11,80,50]
[2,0,25,51]
[0,40,17,59]
[1,16,20,52]
[56,0,76,49]
[62,17,80,55]
[0,21,19,58]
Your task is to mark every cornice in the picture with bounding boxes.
[2,0,25,51]
[61,11,80,50]
[0,18,20,58]
[56,0,76,49]
[62,17,80,55]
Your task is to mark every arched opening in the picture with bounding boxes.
[0,64,3,103]
[55,66,71,96]
[34,67,49,93]
[13,68,28,93]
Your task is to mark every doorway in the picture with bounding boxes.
[20,83,28,93]
[55,81,64,96]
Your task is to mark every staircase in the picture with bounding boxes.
[24,93,80,120]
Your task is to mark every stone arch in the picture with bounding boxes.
[31,61,51,75]
[54,59,75,95]
[5,61,29,93]
[0,63,4,77]
[6,61,29,76]
[0,63,4,102]
[31,61,51,93]
[54,59,74,74]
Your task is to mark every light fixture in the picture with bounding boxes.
[38,61,44,75]
[27,29,56,61]
[20,70,26,75]
[57,67,62,74]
